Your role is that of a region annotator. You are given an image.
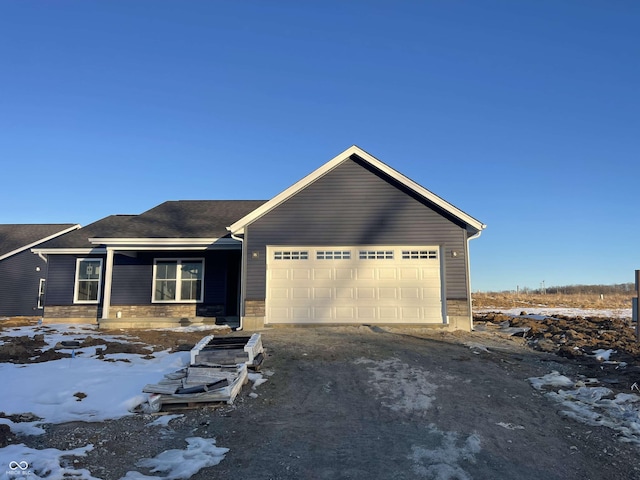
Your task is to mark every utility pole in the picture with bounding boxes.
[635,270,639,341]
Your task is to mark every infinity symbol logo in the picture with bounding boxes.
[9,460,29,470]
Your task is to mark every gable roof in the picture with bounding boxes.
[228,145,486,235]
[0,224,80,260]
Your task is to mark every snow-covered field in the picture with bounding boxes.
[0,324,266,479]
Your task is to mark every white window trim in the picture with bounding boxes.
[37,278,46,309]
[152,258,205,303]
[74,258,103,304]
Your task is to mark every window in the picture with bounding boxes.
[37,279,46,309]
[316,250,351,260]
[359,250,394,260]
[402,250,438,260]
[274,251,309,260]
[153,259,204,302]
[74,258,103,303]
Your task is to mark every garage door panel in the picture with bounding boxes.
[293,269,311,280]
[314,287,332,299]
[336,269,354,280]
[400,287,420,299]
[313,269,332,280]
[336,287,354,299]
[356,268,375,280]
[266,246,443,324]
[378,287,397,299]
[357,288,375,299]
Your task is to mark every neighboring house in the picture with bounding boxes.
[0,223,80,317]
[34,146,486,331]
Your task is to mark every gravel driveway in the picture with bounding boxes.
[5,325,640,479]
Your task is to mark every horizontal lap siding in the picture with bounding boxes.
[245,157,468,300]
[0,251,46,316]
[45,254,95,306]
[111,251,230,306]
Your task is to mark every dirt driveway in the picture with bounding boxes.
[5,325,640,479]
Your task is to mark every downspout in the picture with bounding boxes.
[37,252,48,263]
[466,229,484,331]
[230,233,245,331]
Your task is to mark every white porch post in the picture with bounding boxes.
[101,248,115,320]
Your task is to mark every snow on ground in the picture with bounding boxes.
[475,307,633,320]
[529,371,640,445]
[0,324,245,479]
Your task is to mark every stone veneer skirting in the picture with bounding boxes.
[110,304,198,319]
[245,300,265,317]
[44,305,101,319]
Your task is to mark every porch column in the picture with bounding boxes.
[101,248,115,320]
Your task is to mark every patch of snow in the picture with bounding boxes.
[0,443,98,479]
[121,437,228,480]
[409,425,481,479]
[355,358,440,414]
[0,324,191,434]
[247,372,268,390]
[529,371,575,391]
[592,349,615,361]
[146,414,183,428]
[529,373,640,445]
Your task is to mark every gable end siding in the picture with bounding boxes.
[244,158,469,301]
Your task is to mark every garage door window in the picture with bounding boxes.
[359,250,394,260]
[317,250,351,260]
[402,250,438,259]
[274,251,309,260]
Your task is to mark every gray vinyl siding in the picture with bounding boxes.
[244,157,469,300]
[0,250,47,316]
[110,251,233,312]
[45,254,106,306]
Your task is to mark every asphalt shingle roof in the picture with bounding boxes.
[0,224,78,258]
[35,201,267,249]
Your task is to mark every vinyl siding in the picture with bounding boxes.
[45,254,106,306]
[0,250,47,316]
[244,157,469,300]
[111,251,232,307]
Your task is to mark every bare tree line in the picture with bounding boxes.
[505,283,636,295]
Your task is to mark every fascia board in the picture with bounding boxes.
[227,145,486,233]
[31,247,107,255]
[87,238,241,250]
[89,237,223,246]
[0,225,82,261]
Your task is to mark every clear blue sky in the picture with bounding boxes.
[1,1,638,292]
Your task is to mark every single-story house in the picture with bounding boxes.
[0,223,80,317]
[33,146,486,331]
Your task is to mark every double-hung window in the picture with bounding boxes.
[74,258,103,303]
[153,259,204,303]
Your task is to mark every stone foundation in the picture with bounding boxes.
[446,298,472,331]
[244,300,265,317]
[44,305,100,321]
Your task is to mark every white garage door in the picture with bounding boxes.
[266,246,444,324]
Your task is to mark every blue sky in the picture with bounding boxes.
[1,1,638,292]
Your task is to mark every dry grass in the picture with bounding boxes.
[472,291,635,310]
